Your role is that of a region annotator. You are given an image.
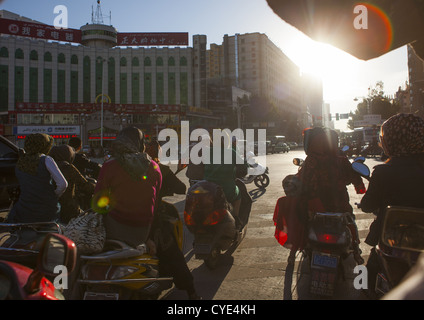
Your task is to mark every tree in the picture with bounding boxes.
[347,81,400,130]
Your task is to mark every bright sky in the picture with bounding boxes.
[0,0,409,131]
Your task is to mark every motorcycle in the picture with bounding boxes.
[184,179,252,269]
[293,155,366,297]
[242,151,270,189]
[0,221,63,269]
[75,205,183,300]
[0,232,77,300]
[351,162,424,298]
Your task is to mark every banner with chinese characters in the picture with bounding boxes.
[0,18,81,43]
[117,32,188,46]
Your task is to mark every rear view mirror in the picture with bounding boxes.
[293,158,304,166]
[39,233,77,275]
[352,162,370,178]
[24,233,77,294]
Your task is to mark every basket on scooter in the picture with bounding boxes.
[184,180,230,229]
[377,206,424,286]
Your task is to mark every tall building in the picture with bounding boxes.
[0,8,217,146]
[408,44,424,115]
[205,32,316,135]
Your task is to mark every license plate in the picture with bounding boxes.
[312,252,338,269]
[83,292,119,300]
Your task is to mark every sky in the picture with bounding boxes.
[0,0,410,131]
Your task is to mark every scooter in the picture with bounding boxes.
[351,162,424,298]
[0,232,77,300]
[242,152,270,189]
[0,221,63,269]
[293,156,366,296]
[75,205,183,300]
[373,206,424,297]
[184,179,252,269]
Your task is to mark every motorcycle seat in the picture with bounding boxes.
[80,240,147,261]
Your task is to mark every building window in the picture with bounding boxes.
[144,73,152,104]
[120,57,127,67]
[180,57,187,66]
[0,65,8,112]
[168,73,176,104]
[29,68,38,102]
[156,72,164,104]
[96,57,104,98]
[168,57,175,66]
[43,69,52,103]
[180,72,188,105]
[71,55,78,64]
[0,47,8,58]
[83,56,91,103]
[120,73,127,103]
[70,70,78,103]
[57,70,66,103]
[30,50,38,61]
[132,57,139,67]
[144,57,151,66]
[15,49,24,59]
[132,73,139,104]
[156,57,163,66]
[44,52,52,62]
[108,57,115,103]
[58,53,66,63]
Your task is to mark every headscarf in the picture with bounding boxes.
[16,133,54,175]
[111,126,152,181]
[380,113,424,157]
[49,145,75,166]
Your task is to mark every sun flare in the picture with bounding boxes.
[287,38,361,100]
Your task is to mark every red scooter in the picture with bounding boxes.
[0,233,77,300]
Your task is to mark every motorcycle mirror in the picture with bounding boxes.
[341,145,349,152]
[293,158,304,166]
[354,156,366,163]
[352,162,370,178]
[24,233,77,294]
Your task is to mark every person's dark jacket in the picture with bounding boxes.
[73,153,102,179]
[360,156,424,245]
[50,145,95,224]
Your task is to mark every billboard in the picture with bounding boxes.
[117,32,188,46]
[0,17,82,43]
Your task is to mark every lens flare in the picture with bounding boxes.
[359,2,393,54]
[97,196,110,208]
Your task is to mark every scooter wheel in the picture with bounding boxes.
[205,247,220,270]
[254,174,270,189]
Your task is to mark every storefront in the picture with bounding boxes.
[13,125,80,147]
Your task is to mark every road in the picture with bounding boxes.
[161,149,382,300]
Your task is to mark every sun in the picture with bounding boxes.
[285,37,361,100]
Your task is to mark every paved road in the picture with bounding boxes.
[161,149,382,300]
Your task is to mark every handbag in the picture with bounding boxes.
[64,210,106,255]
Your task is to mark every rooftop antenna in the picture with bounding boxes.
[92,0,104,24]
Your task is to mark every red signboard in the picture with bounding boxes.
[0,17,82,43]
[117,32,188,46]
[12,102,183,114]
